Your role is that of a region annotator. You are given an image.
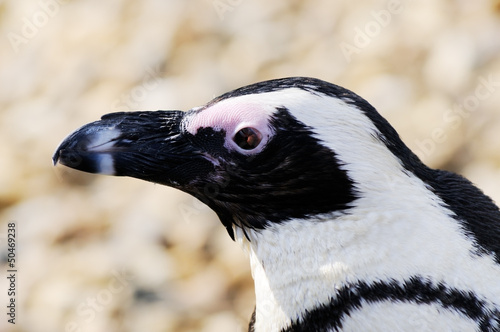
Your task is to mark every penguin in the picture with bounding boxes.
[53,77,500,331]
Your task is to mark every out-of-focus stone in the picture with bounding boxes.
[2,1,499,331]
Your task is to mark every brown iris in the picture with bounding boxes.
[233,127,262,150]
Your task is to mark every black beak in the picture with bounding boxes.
[53,111,211,187]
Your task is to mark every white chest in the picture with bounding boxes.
[239,204,500,331]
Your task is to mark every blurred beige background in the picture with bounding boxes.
[1,0,500,331]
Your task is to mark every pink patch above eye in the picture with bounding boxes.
[184,97,275,152]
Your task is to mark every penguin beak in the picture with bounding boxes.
[53,111,211,187]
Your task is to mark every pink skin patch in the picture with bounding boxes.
[184,97,276,154]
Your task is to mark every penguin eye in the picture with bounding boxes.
[233,127,262,150]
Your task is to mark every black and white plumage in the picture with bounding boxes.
[53,77,500,331]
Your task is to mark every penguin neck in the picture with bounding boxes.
[236,215,358,331]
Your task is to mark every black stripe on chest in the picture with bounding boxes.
[277,276,499,332]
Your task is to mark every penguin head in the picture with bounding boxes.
[53,77,418,238]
